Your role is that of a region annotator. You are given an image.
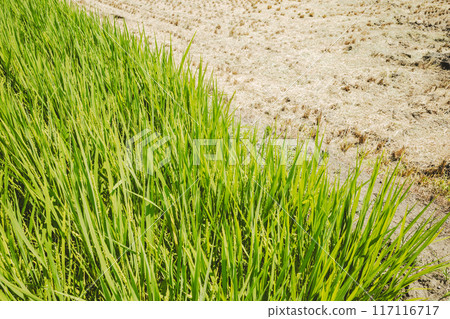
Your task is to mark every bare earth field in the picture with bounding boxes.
[72,0,449,300]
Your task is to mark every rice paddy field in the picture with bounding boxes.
[0,0,448,300]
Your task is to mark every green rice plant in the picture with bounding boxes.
[0,0,448,300]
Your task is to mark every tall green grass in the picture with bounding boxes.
[0,0,448,300]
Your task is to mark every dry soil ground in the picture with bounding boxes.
[71,0,449,300]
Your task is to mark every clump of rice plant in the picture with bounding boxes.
[0,0,448,300]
